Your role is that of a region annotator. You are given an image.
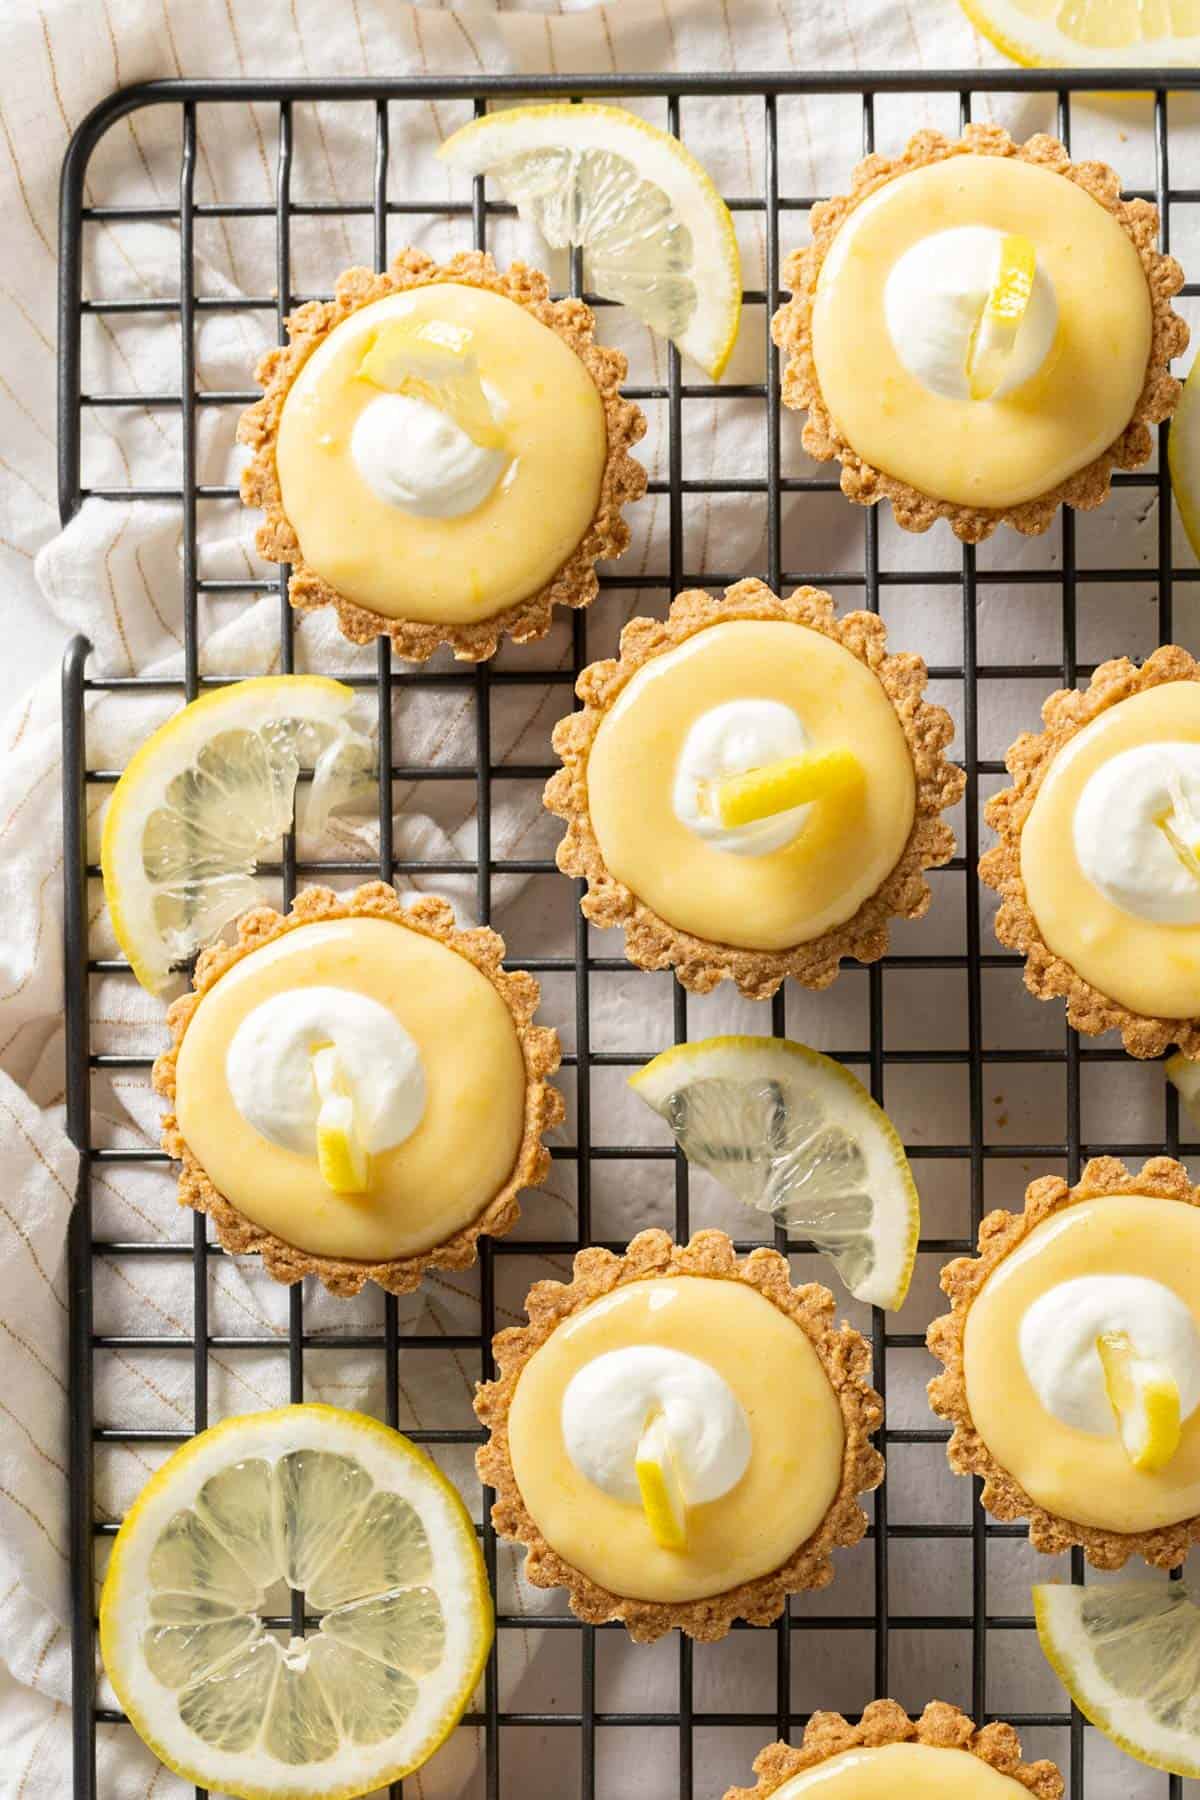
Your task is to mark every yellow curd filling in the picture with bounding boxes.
[812,154,1152,509]
[585,620,916,952]
[173,916,527,1262]
[766,1743,1033,1798]
[506,1276,845,1604]
[1021,681,1200,1019]
[963,1194,1200,1535]
[275,283,607,624]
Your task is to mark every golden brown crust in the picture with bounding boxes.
[771,124,1188,544]
[475,1226,884,1643]
[238,249,647,663]
[928,1155,1200,1570]
[152,881,564,1298]
[543,578,965,999]
[979,645,1200,1058]
[725,1699,1064,1799]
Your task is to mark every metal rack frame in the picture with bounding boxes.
[58,69,1200,1800]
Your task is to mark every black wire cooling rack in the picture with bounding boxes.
[57,68,1200,1800]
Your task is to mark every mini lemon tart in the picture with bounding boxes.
[726,1700,1063,1800]
[153,882,563,1297]
[545,579,964,999]
[928,1156,1200,1570]
[239,249,647,663]
[475,1227,883,1642]
[980,646,1200,1059]
[772,124,1187,543]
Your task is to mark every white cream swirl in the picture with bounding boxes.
[1074,742,1200,925]
[225,986,425,1157]
[673,698,811,856]
[1019,1275,1200,1436]
[884,225,1057,402]
[350,390,509,519]
[561,1346,751,1504]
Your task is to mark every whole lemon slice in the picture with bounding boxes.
[100,675,374,996]
[1034,1580,1200,1778]
[960,0,1200,65]
[100,1404,492,1800]
[629,1035,920,1310]
[438,103,742,381]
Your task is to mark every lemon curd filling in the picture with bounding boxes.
[765,1744,1034,1798]
[505,1276,845,1604]
[584,620,916,952]
[173,916,527,1262]
[274,283,608,625]
[1021,682,1200,1019]
[963,1195,1200,1534]
[812,154,1152,509]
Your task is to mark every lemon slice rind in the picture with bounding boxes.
[1034,1580,1200,1779]
[99,1404,492,1800]
[967,232,1037,402]
[958,0,1200,67]
[629,1035,920,1310]
[100,676,371,997]
[712,749,861,829]
[635,1414,688,1551]
[1096,1329,1182,1472]
[437,104,742,381]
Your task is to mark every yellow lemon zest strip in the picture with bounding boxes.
[634,1413,688,1551]
[312,1045,370,1196]
[967,232,1037,402]
[1097,1329,1181,1473]
[358,317,503,450]
[710,748,862,830]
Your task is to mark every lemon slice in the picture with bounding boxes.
[312,1047,370,1196]
[1169,354,1200,563]
[438,104,741,381]
[710,749,861,829]
[959,0,1200,65]
[634,1414,688,1551]
[100,676,374,996]
[1034,1580,1200,1778]
[629,1036,920,1310]
[1097,1330,1182,1472]
[100,1404,492,1800]
[1166,1050,1200,1130]
[359,317,503,450]
[967,233,1037,402]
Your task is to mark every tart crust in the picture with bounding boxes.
[475,1226,884,1643]
[725,1699,1063,1800]
[771,123,1188,544]
[544,578,965,999]
[238,249,647,663]
[152,881,564,1298]
[979,644,1200,1059]
[928,1155,1200,1571]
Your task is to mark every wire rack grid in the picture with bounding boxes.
[57,68,1200,1800]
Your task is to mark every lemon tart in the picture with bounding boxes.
[772,124,1187,543]
[475,1227,883,1642]
[153,882,563,1297]
[239,249,647,663]
[726,1700,1063,1800]
[981,645,1200,1059]
[544,578,964,999]
[928,1155,1200,1569]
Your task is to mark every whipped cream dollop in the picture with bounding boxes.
[350,390,509,519]
[674,699,811,856]
[225,986,425,1156]
[884,225,1058,403]
[1074,742,1200,925]
[561,1346,752,1505]
[1019,1275,1200,1436]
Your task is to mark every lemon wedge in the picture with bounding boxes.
[99,1404,493,1800]
[359,317,502,450]
[1097,1329,1182,1472]
[710,748,861,829]
[629,1036,920,1311]
[967,233,1037,402]
[1034,1580,1200,1779]
[634,1413,688,1551]
[959,0,1200,66]
[312,1046,370,1196]
[438,104,741,381]
[100,675,373,996]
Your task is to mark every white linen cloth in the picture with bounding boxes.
[2,1,1195,1796]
